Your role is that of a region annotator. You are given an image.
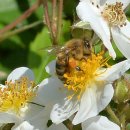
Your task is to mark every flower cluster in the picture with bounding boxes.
[1,0,130,130]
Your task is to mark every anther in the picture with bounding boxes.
[92,2,94,5]
[97,5,99,8]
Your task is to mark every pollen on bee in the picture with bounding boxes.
[64,52,111,99]
[0,77,38,114]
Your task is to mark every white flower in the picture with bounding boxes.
[0,67,52,130]
[82,116,120,130]
[42,53,130,125]
[76,0,130,59]
[13,118,67,130]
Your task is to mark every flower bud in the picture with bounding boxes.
[114,77,128,103]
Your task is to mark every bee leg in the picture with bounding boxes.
[81,56,88,61]
[75,66,84,73]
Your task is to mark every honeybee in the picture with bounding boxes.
[45,39,92,82]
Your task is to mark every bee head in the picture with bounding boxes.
[83,39,91,55]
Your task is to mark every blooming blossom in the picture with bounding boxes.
[0,67,58,130]
[76,0,130,59]
[41,53,130,125]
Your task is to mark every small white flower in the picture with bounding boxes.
[0,67,51,130]
[82,116,120,130]
[42,53,130,125]
[76,0,130,59]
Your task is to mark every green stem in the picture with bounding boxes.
[120,115,126,130]
[0,21,43,42]
[106,105,120,126]
[63,120,73,130]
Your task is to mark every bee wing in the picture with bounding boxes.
[39,45,65,55]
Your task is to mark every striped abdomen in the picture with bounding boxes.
[56,51,68,82]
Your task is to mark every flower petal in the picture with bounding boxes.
[105,0,130,9]
[22,103,45,121]
[47,124,68,130]
[72,83,113,125]
[12,121,34,130]
[82,116,120,130]
[7,67,34,82]
[45,60,56,76]
[119,20,130,39]
[33,77,66,106]
[0,112,21,123]
[28,105,51,130]
[50,97,79,124]
[111,27,130,59]
[14,105,51,130]
[76,1,116,59]
[97,59,130,82]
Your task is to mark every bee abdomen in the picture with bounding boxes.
[56,52,68,82]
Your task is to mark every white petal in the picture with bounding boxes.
[82,116,120,130]
[111,27,130,59]
[119,20,130,39]
[0,112,21,123]
[47,124,68,130]
[50,97,79,124]
[22,103,44,121]
[16,105,51,130]
[45,60,56,76]
[76,1,116,59]
[7,67,34,82]
[105,0,130,9]
[12,121,34,130]
[72,84,113,125]
[99,0,107,5]
[97,60,130,82]
[28,105,51,130]
[33,77,66,106]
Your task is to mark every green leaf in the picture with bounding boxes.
[28,27,54,84]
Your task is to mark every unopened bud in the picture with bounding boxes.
[114,77,128,103]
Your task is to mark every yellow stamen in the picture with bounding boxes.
[64,52,110,99]
[0,77,38,114]
[102,2,126,26]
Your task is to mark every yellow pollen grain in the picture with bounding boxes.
[0,77,38,114]
[64,52,110,99]
[102,2,126,26]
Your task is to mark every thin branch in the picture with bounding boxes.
[42,0,56,44]
[56,0,63,43]
[52,0,57,38]
[0,21,43,42]
[0,0,42,35]
[43,0,52,31]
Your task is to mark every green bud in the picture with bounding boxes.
[114,78,128,103]
[71,21,94,41]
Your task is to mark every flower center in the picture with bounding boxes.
[64,52,110,99]
[0,77,38,114]
[101,2,126,26]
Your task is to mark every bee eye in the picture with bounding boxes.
[84,40,90,48]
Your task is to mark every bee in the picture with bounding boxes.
[45,39,92,83]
